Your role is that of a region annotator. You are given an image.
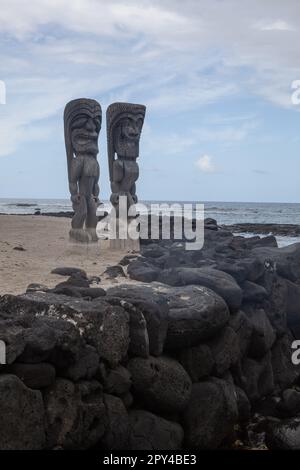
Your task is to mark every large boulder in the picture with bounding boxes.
[0,293,130,367]
[44,378,106,449]
[102,365,132,396]
[127,260,160,282]
[158,267,243,312]
[161,284,229,350]
[8,362,56,389]
[0,374,46,450]
[59,345,99,381]
[279,389,300,417]
[52,286,106,299]
[129,410,184,450]
[128,356,192,413]
[251,243,300,282]
[101,394,130,450]
[106,296,150,358]
[106,285,168,356]
[266,418,300,450]
[179,343,214,381]
[109,280,231,354]
[183,378,238,449]
[51,267,87,277]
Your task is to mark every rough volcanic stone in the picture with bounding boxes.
[279,389,300,416]
[44,378,106,449]
[119,254,139,266]
[158,267,243,312]
[52,286,106,299]
[51,285,82,298]
[103,265,126,278]
[103,366,132,396]
[107,297,149,358]
[0,374,45,449]
[204,217,218,230]
[207,326,240,376]
[101,394,130,450]
[162,284,230,350]
[59,345,99,381]
[127,260,160,282]
[0,322,28,364]
[266,418,300,450]
[26,283,49,293]
[142,244,167,259]
[241,352,274,401]
[107,284,168,356]
[51,267,87,277]
[55,272,90,288]
[0,293,130,368]
[128,356,192,413]
[127,307,149,358]
[180,344,214,381]
[183,378,238,449]
[68,287,106,298]
[9,362,56,389]
[129,410,184,450]
[251,243,300,282]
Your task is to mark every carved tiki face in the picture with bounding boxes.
[64,99,102,158]
[107,102,146,163]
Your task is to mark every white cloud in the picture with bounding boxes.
[196,154,219,173]
[256,20,294,31]
[0,0,300,159]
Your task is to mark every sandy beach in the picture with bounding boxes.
[0,214,131,295]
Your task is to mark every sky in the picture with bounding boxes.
[0,0,300,203]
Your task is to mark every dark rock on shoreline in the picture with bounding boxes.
[106,284,169,356]
[51,266,87,277]
[129,410,184,450]
[183,378,238,449]
[163,284,230,349]
[0,375,46,450]
[224,223,300,237]
[128,356,192,413]
[1,218,300,450]
[157,267,243,312]
[8,363,56,389]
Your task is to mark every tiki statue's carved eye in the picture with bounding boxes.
[121,118,141,140]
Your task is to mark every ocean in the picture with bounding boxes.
[1,198,300,247]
